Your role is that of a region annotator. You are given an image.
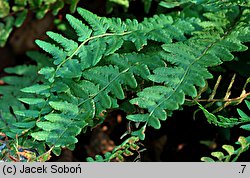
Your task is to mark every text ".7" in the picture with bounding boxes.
[239,165,246,174]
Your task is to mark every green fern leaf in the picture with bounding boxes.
[105,52,164,80]
[237,108,250,120]
[201,157,215,162]
[245,100,250,110]
[127,114,149,122]
[44,113,72,124]
[18,98,45,105]
[35,40,67,65]
[31,131,50,141]
[240,124,250,131]
[77,8,109,35]
[49,101,79,115]
[96,91,112,109]
[32,113,87,148]
[21,84,50,94]
[51,81,70,93]
[56,59,81,78]
[46,31,78,55]
[211,152,225,161]
[66,14,92,42]
[36,122,65,132]
[38,67,55,82]
[87,38,107,66]
[104,36,124,55]
[82,66,130,100]
[12,121,36,129]
[131,126,146,140]
[14,110,40,118]
[128,11,250,131]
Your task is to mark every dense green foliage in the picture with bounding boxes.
[0,0,249,161]
[0,0,80,47]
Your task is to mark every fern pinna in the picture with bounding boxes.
[201,100,250,162]
[0,1,249,161]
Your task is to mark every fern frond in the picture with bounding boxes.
[128,9,250,134]
[17,7,195,151]
[10,5,249,156]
